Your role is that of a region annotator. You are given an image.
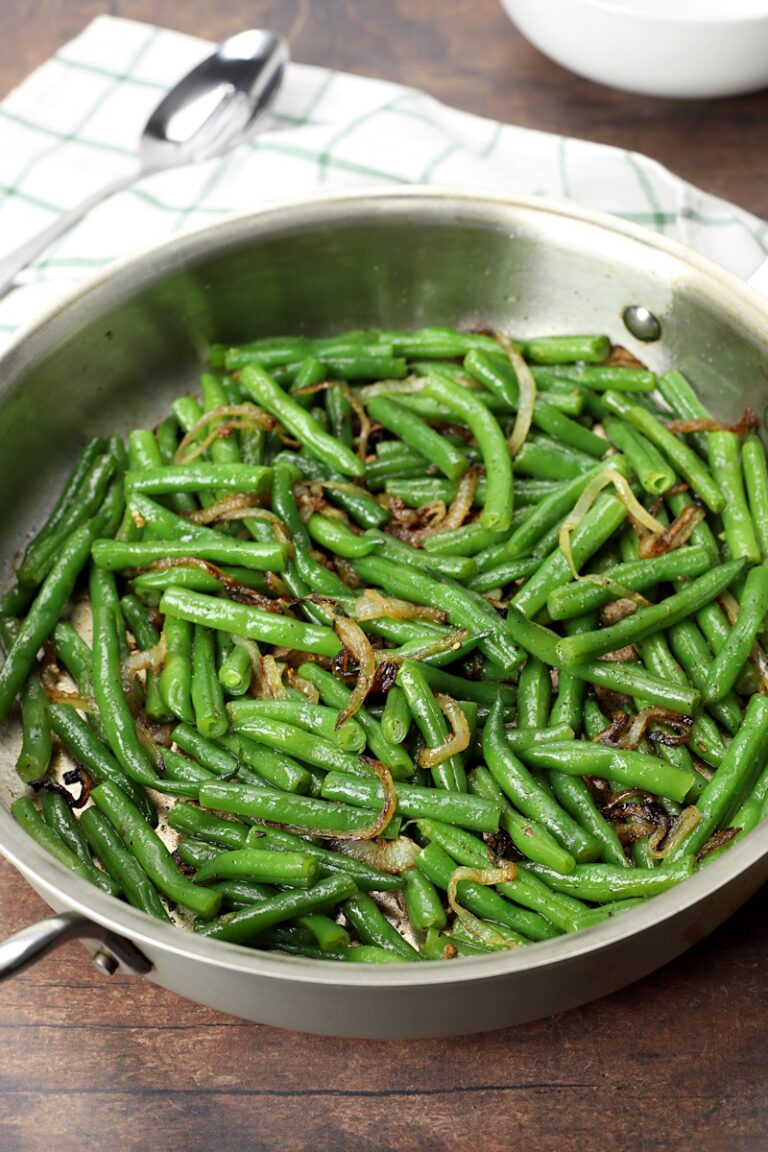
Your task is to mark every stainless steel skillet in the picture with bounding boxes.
[0,187,767,1038]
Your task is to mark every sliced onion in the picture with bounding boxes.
[332,835,421,873]
[354,587,447,624]
[334,614,377,724]
[650,806,702,859]
[122,632,168,684]
[174,404,274,464]
[418,693,471,769]
[638,503,705,559]
[185,493,261,525]
[447,865,520,950]
[559,468,665,577]
[495,332,536,457]
[287,671,320,704]
[665,409,757,436]
[595,706,693,750]
[430,468,479,535]
[40,658,98,712]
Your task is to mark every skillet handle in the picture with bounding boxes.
[0,911,152,981]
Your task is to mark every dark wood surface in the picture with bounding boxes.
[1,4,768,1150]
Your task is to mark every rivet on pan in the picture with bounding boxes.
[623,305,662,342]
[91,948,119,977]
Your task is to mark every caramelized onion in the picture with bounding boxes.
[354,587,447,624]
[334,615,377,724]
[174,404,274,464]
[559,468,665,577]
[185,493,263,525]
[418,693,471,769]
[122,632,168,684]
[40,658,97,712]
[265,759,396,841]
[649,805,702,859]
[332,834,421,873]
[595,706,693,750]
[666,409,757,437]
[447,864,520,950]
[496,332,536,457]
[638,503,705,559]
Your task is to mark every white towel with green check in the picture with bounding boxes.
[1,14,766,348]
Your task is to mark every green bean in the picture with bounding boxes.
[245,824,404,891]
[276,451,389,529]
[14,665,53,784]
[39,790,121,896]
[603,391,724,513]
[193,847,320,888]
[343,892,422,960]
[305,514,382,559]
[159,587,342,657]
[513,436,596,480]
[10,797,116,892]
[217,636,254,697]
[667,618,743,736]
[520,742,695,803]
[295,661,414,779]
[743,436,768,560]
[353,554,520,674]
[555,558,745,664]
[367,395,469,481]
[17,448,116,588]
[403,868,447,933]
[603,416,676,494]
[0,522,96,724]
[120,593,170,720]
[502,461,621,561]
[396,660,466,792]
[158,612,195,724]
[516,655,552,729]
[93,537,287,573]
[79,808,171,921]
[533,364,656,391]
[416,841,556,943]
[199,779,389,836]
[510,492,628,619]
[702,564,768,704]
[191,623,228,737]
[420,372,513,531]
[320,772,499,832]
[91,781,220,918]
[520,333,611,364]
[421,522,508,559]
[483,699,599,862]
[48,703,156,825]
[547,545,712,620]
[196,873,358,944]
[506,607,700,714]
[526,858,696,901]
[229,698,365,753]
[380,684,411,745]
[240,362,365,477]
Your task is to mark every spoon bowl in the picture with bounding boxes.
[0,29,288,294]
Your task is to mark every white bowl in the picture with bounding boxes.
[500,0,768,98]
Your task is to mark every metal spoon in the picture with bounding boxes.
[0,28,288,295]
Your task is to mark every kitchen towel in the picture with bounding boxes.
[1,14,766,347]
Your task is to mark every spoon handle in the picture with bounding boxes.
[0,166,143,297]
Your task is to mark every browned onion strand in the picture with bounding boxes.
[418,693,471,769]
[333,614,377,724]
[595,706,693,750]
[185,493,262,525]
[354,587,447,624]
[495,331,536,458]
[638,503,705,559]
[447,864,520,950]
[174,404,274,464]
[665,408,758,436]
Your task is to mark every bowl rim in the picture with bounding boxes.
[2,183,768,991]
[503,0,768,27]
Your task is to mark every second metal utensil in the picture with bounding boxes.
[0,28,288,296]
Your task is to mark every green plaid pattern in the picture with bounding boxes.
[1,14,766,345]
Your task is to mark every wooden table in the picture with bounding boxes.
[1,4,767,1150]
